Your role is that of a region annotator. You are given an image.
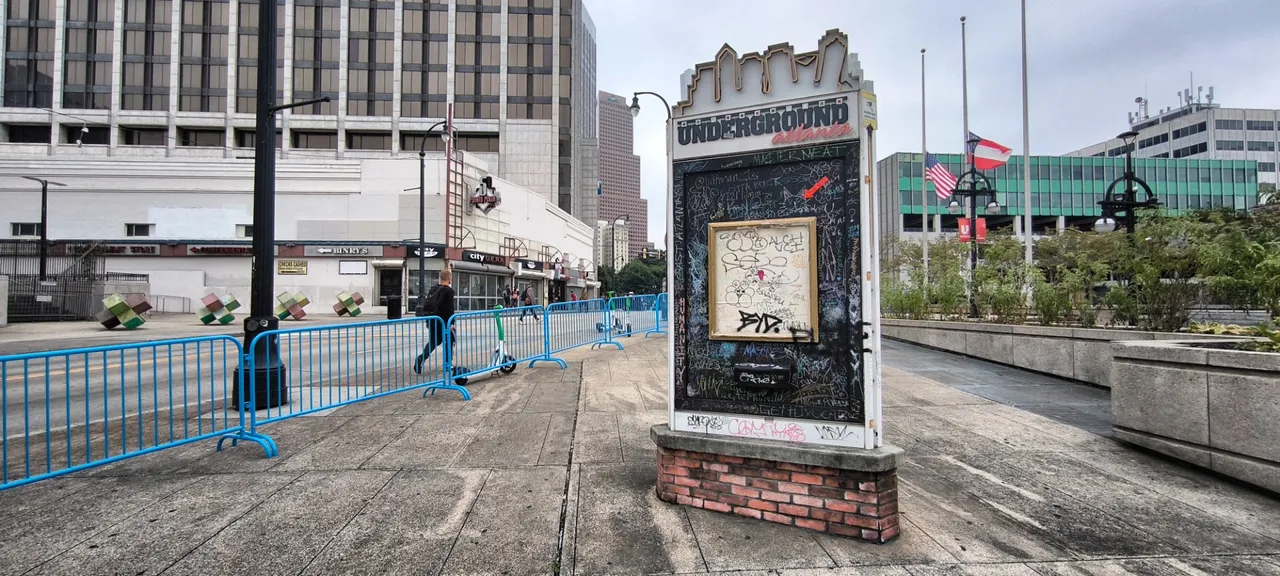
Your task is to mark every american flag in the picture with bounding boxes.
[925,153,958,200]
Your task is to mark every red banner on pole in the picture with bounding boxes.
[958,218,987,243]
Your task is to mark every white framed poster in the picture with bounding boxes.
[707,216,819,342]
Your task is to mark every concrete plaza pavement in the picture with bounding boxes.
[2,334,1280,575]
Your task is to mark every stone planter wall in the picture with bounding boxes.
[882,319,1240,388]
[1111,340,1280,494]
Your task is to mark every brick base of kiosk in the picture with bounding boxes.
[652,425,903,543]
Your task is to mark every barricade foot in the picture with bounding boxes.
[217,430,279,458]
[645,328,666,337]
[529,356,568,369]
[592,341,625,351]
[422,383,472,400]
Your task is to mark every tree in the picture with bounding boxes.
[598,265,618,295]
[1259,182,1278,205]
[615,259,666,295]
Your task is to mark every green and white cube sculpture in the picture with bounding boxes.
[96,293,150,330]
[195,292,240,325]
[333,291,364,316]
[274,291,310,320]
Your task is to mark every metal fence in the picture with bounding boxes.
[446,304,566,385]
[0,335,268,490]
[545,298,611,355]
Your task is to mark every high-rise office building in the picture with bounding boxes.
[597,90,645,259]
[0,0,598,218]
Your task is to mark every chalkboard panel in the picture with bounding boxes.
[672,142,864,423]
[708,217,819,342]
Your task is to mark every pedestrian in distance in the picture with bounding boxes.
[519,284,540,322]
[414,268,456,375]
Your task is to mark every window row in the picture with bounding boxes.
[897,158,1260,185]
[1172,121,1206,140]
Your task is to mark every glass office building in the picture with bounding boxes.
[876,152,1260,245]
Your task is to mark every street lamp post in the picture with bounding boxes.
[1095,130,1159,235]
[609,214,629,270]
[948,135,1001,319]
[416,121,454,315]
[20,176,66,280]
[233,0,331,411]
[629,91,672,260]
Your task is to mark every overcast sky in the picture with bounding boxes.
[587,0,1280,247]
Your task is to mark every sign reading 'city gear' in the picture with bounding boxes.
[668,29,883,449]
[304,245,384,257]
[462,250,505,265]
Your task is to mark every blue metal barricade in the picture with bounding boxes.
[605,295,663,345]
[240,316,461,435]
[545,298,610,355]
[444,305,563,385]
[654,292,669,334]
[0,335,264,491]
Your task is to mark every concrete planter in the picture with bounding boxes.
[1111,340,1280,494]
[881,319,1241,388]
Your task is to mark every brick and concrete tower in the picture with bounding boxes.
[597,91,647,260]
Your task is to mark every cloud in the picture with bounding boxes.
[587,0,1280,246]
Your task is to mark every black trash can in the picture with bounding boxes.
[386,295,402,319]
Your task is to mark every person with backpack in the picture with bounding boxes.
[414,268,457,375]
[519,284,540,322]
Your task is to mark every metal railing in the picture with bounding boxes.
[0,335,269,490]
[545,298,611,355]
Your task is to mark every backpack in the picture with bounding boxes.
[422,284,444,316]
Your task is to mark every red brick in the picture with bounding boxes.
[858,481,878,491]
[879,501,899,516]
[760,468,791,481]
[828,523,864,538]
[676,495,704,508]
[717,455,745,464]
[791,472,824,485]
[748,499,778,512]
[704,500,732,513]
[718,493,750,507]
[674,457,703,468]
[719,473,747,486]
[826,500,859,514]
[730,485,760,498]
[880,489,899,504]
[809,486,846,499]
[795,518,827,532]
[862,528,881,541]
[777,482,809,495]
[660,473,675,485]
[667,485,691,497]
[745,458,772,468]
[778,503,810,517]
[731,465,762,478]
[858,505,879,516]
[701,481,731,494]
[659,455,676,466]
[692,488,720,502]
[807,465,840,476]
[688,468,719,481]
[668,449,688,458]
[810,508,844,522]
[842,514,881,529]
[777,462,806,472]
[661,465,689,477]
[747,478,778,491]
[733,506,762,519]
[762,511,793,525]
[759,490,790,503]
[793,495,824,508]
[674,476,699,488]
[657,491,678,503]
[703,461,730,473]
[843,490,879,504]
[880,523,901,542]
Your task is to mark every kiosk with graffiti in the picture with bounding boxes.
[709,217,819,342]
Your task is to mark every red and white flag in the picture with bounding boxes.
[967,131,1012,170]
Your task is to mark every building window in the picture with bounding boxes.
[1259,162,1276,173]
[121,126,168,145]
[62,0,115,110]
[456,134,500,153]
[11,222,42,237]
[453,4,501,120]
[122,0,173,111]
[346,2,395,117]
[235,0,285,113]
[179,0,230,112]
[126,223,153,237]
[400,1,448,118]
[292,0,341,115]
[346,131,391,150]
[1247,140,1276,152]
[1216,140,1244,152]
[237,224,252,238]
[1138,133,1168,149]
[179,127,224,146]
[1246,120,1276,132]
[1172,122,1207,140]
[5,124,51,143]
[234,129,282,148]
[400,132,446,152]
[1215,119,1244,131]
[3,0,56,108]
[1173,142,1207,159]
[292,130,337,149]
[64,125,109,145]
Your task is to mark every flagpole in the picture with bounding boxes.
[921,48,929,283]
[960,16,973,304]
[1021,0,1033,265]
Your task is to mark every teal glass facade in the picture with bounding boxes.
[883,153,1260,217]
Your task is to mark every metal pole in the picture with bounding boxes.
[1021,0,1033,264]
[1124,147,1136,235]
[920,48,929,282]
[39,180,48,280]
[418,148,426,314]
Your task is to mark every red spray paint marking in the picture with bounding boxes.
[803,176,830,199]
[757,270,765,281]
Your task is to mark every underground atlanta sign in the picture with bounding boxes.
[667,29,884,449]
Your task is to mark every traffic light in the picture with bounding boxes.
[641,247,650,260]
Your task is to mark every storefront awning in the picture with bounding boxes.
[371,259,404,268]
[516,269,547,280]
[453,261,514,275]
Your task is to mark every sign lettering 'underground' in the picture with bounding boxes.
[676,97,851,148]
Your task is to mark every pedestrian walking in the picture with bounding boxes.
[414,268,456,374]
[519,285,540,322]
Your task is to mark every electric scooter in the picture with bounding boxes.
[451,305,517,386]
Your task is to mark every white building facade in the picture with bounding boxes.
[0,153,598,314]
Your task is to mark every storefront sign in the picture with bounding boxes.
[516,258,544,271]
[304,245,384,257]
[462,250,505,265]
[411,242,447,259]
[277,260,309,275]
[861,90,878,129]
[188,245,258,256]
[674,96,854,160]
[68,244,158,255]
[471,176,502,214]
